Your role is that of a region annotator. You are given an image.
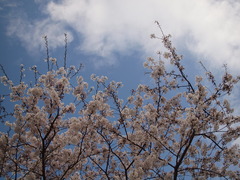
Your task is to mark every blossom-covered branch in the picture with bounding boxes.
[0,29,240,179]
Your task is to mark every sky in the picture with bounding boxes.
[1,0,240,74]
[0,0,240,142]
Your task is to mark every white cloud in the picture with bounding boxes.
[7,17,73,56]
[7,0,240,71]
[45,0,161,64]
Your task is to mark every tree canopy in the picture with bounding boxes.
[0,25,240,179]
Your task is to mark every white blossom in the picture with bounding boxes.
[0,30,239,180]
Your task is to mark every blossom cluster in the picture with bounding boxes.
[0,32,240,179]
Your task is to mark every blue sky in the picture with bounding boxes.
[1,0,240,111]
[1,0,240,72]
[1,0,240,78]
[1,0,240,135]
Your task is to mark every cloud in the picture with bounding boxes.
[7,16,73,56]
[45,0,161,65]
[6,0,240,71]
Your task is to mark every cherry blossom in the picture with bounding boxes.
[0,30,240,179]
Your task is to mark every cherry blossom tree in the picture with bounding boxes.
[0,24,240,179]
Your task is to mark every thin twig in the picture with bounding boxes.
[43,35,50,71]
[0,64,10,80]
[64,33,68,70]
